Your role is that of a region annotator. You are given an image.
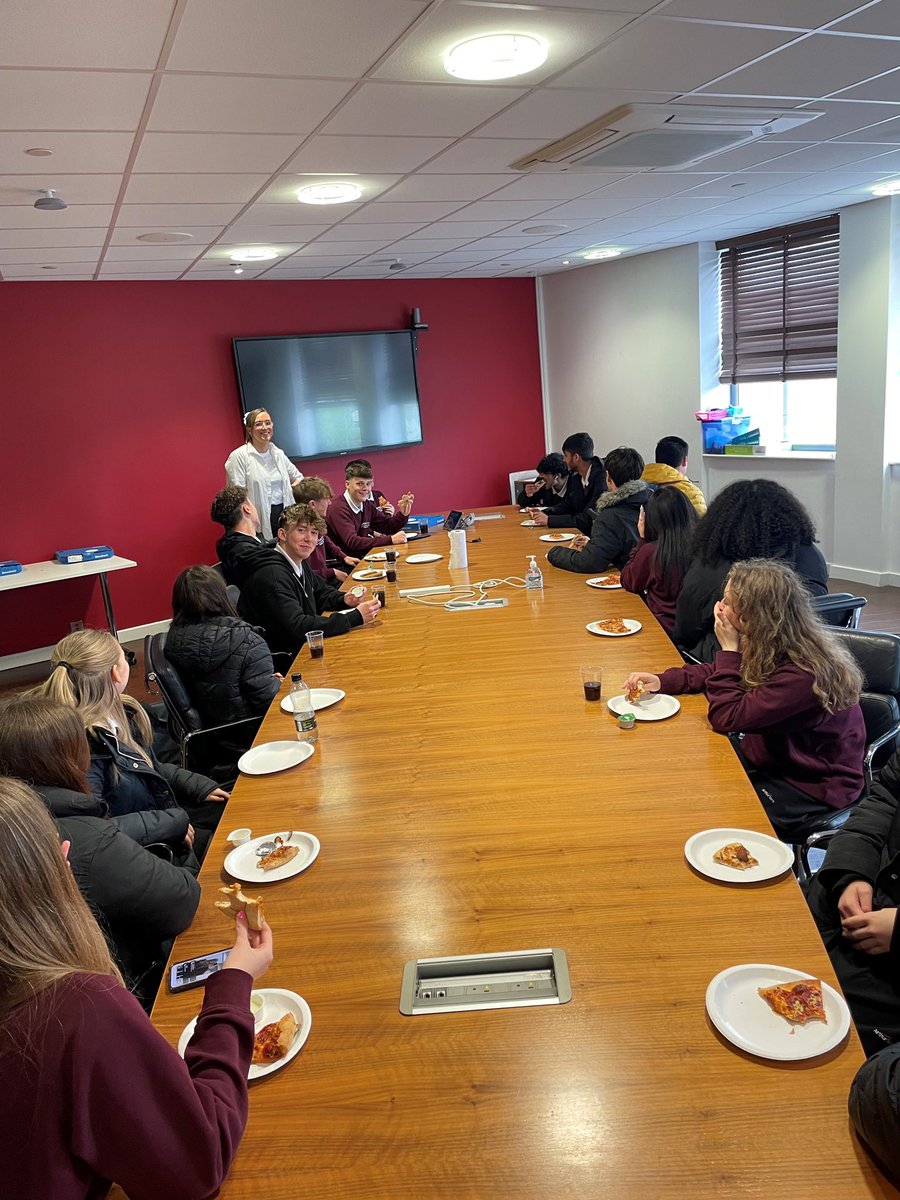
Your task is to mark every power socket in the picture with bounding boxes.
[70,620,84,633]
[446,598,508,611]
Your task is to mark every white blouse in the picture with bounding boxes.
[224,443,302,539]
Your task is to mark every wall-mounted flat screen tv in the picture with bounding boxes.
[232,330,423,460]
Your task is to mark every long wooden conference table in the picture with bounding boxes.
[146,508,898,1199]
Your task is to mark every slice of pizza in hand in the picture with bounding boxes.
[758,978,827,1025]
[712,842,759,871]
[215,883,265,930]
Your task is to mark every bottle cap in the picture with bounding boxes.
[291,673,303,683]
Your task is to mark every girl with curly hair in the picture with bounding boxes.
[624,558,865,840]
[672,479,828,661]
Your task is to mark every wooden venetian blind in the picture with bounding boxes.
[718,215,840,384]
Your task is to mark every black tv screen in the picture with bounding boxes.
[232,330,423,460]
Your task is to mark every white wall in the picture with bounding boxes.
[538,244,703,467]
[537,200,900,586]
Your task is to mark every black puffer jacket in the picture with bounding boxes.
[165,616,278,727]
[87,725,218,818]
[33,783,200,986]
[547,480,652,574]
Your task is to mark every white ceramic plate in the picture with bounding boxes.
[179,988,312,1080]
[586,618,642,637]
[520,519,539,527]
[224,830,320,884]
[352,567,385,581]
[540,532,575,543]
[684,828,794,883]
[607,694,681,721]
[705,965,850,1061]
[237,741,315,775]
[406,552,443,564]
[280,687,345,714]
[586,575,622,590]
[366,552,387,561]
[519,506,546,512]
[405,531,419,540]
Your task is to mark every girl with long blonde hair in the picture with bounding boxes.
[0,776,272,1197]
[624,558,866,840]
[33,630,228,846]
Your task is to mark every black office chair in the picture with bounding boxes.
[144,631,263,780]
[794,628,900,881]
[812,592,867,629]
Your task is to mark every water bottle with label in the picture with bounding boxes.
[289,672,318,744]
[525,554,543,590]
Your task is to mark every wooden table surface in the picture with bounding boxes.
[146,508,897,1200]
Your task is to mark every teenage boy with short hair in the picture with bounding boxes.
[642,435,707,516]
[210,485,271,587]
[291,477,359,582]
[327,463,413,557]
[529,432,607,533]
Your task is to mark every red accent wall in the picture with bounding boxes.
[0,279,544,656]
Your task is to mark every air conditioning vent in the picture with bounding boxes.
[511,104,823,173]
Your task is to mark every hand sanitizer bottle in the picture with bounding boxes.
[525,555,543,590]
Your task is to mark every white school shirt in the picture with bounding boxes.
[224,443,302,540]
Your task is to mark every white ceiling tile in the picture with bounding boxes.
[109,225,224,246]
[590,173,719,199]
[98,271,185,279]
[116,203,244,226]
[99,260,192,273]
[208,241,304,258]
[344,200,464,223]
[766,141,895,170]
[373,4,633,86]
[148,75,353,135]
[286,135,454,174]
[0,70,152,131]
[0,203,113,229]
[104,243,206,261]
[169,0,428,75]
[419,138,548,174]
[490,173,630,201]
[0,227,107,248]
[390,236,478,249]
[492,0,657,11]
[245,199,359,222]
[124,174,269,203]
[446,199,558,222]
[0,175,121,205]
[0,131,133,174]
[831,5,900,36]
[837,67,900,103]
[703,33,900,99]
[751,167,898,195]
[323,82,526,138]
[0,245,100,264]
[628,196,728,216]
[291,241,392,255]
[317,223,427,241]
[265,255,368,268]
[406,219,515,237]
[2,1,173,69]
[226,224,331,241]
[679,139,815,173]
[3,271,95,280]
[711,101,900,143]
[133,132,302,173]
[662,1,861,26]
[677,171,813,196]
[836,114,900,143]
[378,174,511,202]
[549,19,796,92]
[476,88,678,140]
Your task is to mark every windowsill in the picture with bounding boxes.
[702,451,835,462]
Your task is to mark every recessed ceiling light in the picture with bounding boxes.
[872,179,900,196]
[231,246,280,263]
[232,265,244,275]
[583,247,623,261]
[25,147,53,157]
[443,33,548,81]
[522,223,567,234]
[137,231,194,243]
[562,260,570,265]
[296,182,362,205]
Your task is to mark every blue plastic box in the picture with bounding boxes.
[55,546,114,565]
[0,560,23,576]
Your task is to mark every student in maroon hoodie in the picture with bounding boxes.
[291,475,359,582]
[326,462,413,558]
[0,776,273,1200]
[623,558,865,840]
[620,485,696,634]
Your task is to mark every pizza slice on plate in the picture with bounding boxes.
[758,979,827,1025]
[252,1012,300,1064]
[712,842,759,871]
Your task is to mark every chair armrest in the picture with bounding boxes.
[181,715,264,771]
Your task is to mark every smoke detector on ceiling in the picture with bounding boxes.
[34,188,67,211]
[511,104,823,173]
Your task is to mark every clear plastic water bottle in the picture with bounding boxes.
[290,672,318,745]
[525,554,543,590]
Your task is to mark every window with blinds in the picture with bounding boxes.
[718,216,840,385]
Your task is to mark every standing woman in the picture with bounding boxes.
[620,486,696,634]
[0,776,272,1198]
[225,408,303,541]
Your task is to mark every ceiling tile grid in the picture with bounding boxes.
[2,0,900,282]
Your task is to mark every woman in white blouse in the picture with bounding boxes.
[224,409,303,540]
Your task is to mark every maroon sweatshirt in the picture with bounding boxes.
[657,651,865,810]
[308,531,346,582]
[620,540,683,634]
[0,967,253,1200]
[326,492,407,556]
